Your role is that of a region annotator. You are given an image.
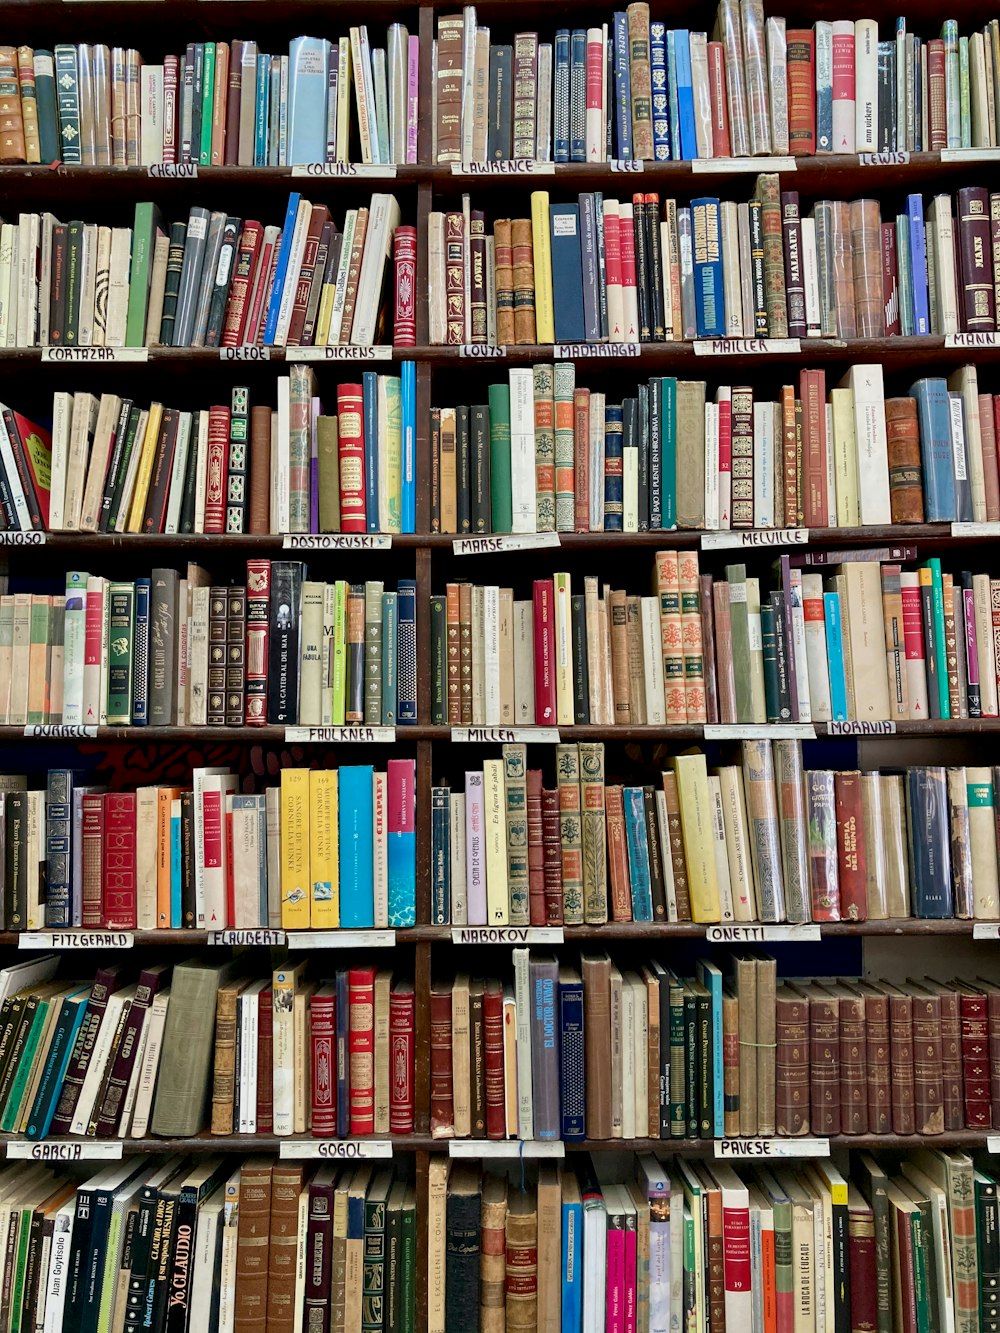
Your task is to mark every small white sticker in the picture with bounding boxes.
[692,156,796,173]
[715,1137,829,1158]
[284,346,393,362]
[7,1141,123,1160]
[453,533,561,555]
[449,1140,565,1157]
[704,724,816,740]
[18,931,133,949]
[552,213,577,236]
[693,339,802,357]
[450,727,560,744]
[973,923,1000,939]
[282,534,392,551]
[279,1139,393,1159]
[42,346,148,362]
[290,163,398,178]
[208,929,286,946]
[451,926,565,944]
[284,930,396,950]
[284,727,396,744]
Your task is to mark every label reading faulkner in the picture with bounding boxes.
[453,533,561,555]
[0,532,46,545]
[8,1141,123,1161]
[715,1137,829,1158]
[42,346,149,362]
[282,534,392,551]
[285,726,396,744]
[701,527,808,549]
[279,1139,393,1159]
[553,343,640,358]
[706,923,821,943]
[285,346,393,362]
[693,338,801,356]
[19,931,133,949]
[451,727,560,744]
[452,926,565,945]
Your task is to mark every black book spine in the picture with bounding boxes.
[124,1190,158,1332]
[684,990,698,1138]
[631,195,651,341]
[642,786,667,921]
[0,995,33,1110]
[978,1176,1000,1333]
[657,968,671,1139]
[637,383,650,531]
[456,405,470,535]
[1,410,42,529]
[267,560,303,723]
[149,569,178,726]
[770,591,792,722]
[760,602,780,722]
[648,377,662,530]
[158,222,188,347]
[65,221,84,344]
[204,215,241,348]
[470,405,491,533]
[780,191,807,338]
[570,594,589,723]
[489,45,513,161]
[49,223,69,344]
[0,443,16,530]
[4,792,26,930]
[646,193,666,340]
[64,1186,99,1333]
[180,789,195,927]
[178,415,200,533]
[877,43,896,152]
[99,398,134,531]
[749,201,769,336]
[145,1192,179,1333]
[444,1188,481,1333]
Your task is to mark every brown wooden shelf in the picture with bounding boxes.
[0,1131,437,1155]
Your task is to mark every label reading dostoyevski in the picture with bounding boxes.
[285,346,393,362]
[450,727,560,744]
[0,532,46,546]
[290,163,398,179]
[208,929,285,946]
[42,346,149,362]
[7,1141,123,1160]
[453,533,561,555]
[279,1139,393,1159]
[693,338,802,356]
[284,726,396,744]
[553,343,640,358]
[451,159,555,175]
[706,923,821,943]
[18,931,133,949]
[451,927,565,945]
[701,528,808,549]
[715,1137,829,1158]
[282,534,392,551]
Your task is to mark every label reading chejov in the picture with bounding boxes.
[147,162,198,178]
[715,1137,829,1158]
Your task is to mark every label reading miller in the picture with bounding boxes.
[7,1141,123,1161]
[42,346,149,362]
[282,533,392,550]
[707,923,821,943]
[716,1137,829,1159]
[693,338,801,356]
[0,532,46,546]
[452,926,565,945]
[279,1139,393,1159]
[285,346,393,362]
[451,727,560,744]
[454,533,561,555]
[19,931,133,949]
[702,527,808,549]
[285,726,396,744]
[208,929,286,946]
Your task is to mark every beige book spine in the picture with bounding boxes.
[718,766,754,921]
[967,767,1000,917]
[498,587,515,724]
[974,574,999,716]
[483,758,509,925]
[373,969,391,1133]
[860,774,889,919]
[610,963,624,1137]
[450,973,471,1137]
[844,562,891,719]
[427,1158,450,1333]
[513,601,534,725]
[536,1164,562,1333]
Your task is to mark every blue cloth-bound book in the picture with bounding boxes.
[906,768,954,917]
[561,1170,583,1330]
[673,31,698,160]
[666,31,682,161]
[26,990,89,1138]
[287,36,330,165]
[558,969,585,1140]
[529,954,560,1139]
[823,592,849,721]
[906,194,930,335]
[612,14,632,160]
[909,378,957,521]
[549,204,587,343]
[396,580,417,724]
[400,360,416,533]
[554,31,572,163]
[649,23,670,160]
[338,765,375,927]
[691,198,726,338]
[624,786,654,921]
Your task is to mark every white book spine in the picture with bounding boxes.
[275,380,291,533]
[850,365,891,525]
[70,990,132,1134]
[620,980,635,1139]
[164,412,193,533]
[736,203,755,337]
[105,228,132,347]
[752,401,774,528]
[216,1216,239,1333]
[140,65,163,165]
[239,992,259,1133]
[721,202,742,338]
[508,368,537,532]
[709,776,736,922]
[704,402,720,531]
[48,391,72,531]
[623,445,638,532]
[641,597,666,725]
[800,217,822,337]
[898,572,929,719]
[831,20,856,152]
[189,1205,223,1333]
[553,572,573,725]
[116,1020,150,1136]
[42,1206,75,1333]
[38,213,54,346]
[512,947,534,1139]
[273,202,312,347]
[801,573,834,720]
[77,224,97,346]
[15,214,37,349]
[465,770,486,924]
[854,20,879,150]
[948,393,970,513]
[272,988,296,1135]
[536,41,553,162]
[654,788,677,921]
[586,29,604,160]
[513,600,535,723]
[788,569,812,722]
[449,791,468,925]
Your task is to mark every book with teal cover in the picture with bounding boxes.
[25,989,88,1138]
[199,42,216,165]
[909,378,956,521]
[561,1174,583,1328]
[400,361,416,533]
[339,765,375,927]
[823,591,848,721]
[623,786,653,921]
[54,45,81,165]
[487,383,512,533]
[659,376,677,530]
[925,557,950,719]
[34,51,60,164]
[695,959,724,1137]
[288,36,331,165]
[604,403,624,531]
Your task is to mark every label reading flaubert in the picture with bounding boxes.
[609,159,644,172]
[693,338,801,356]
[450,727,560,744]
[453,533,561,555]
[553,343,640,358]
[692,155,796,173]
[706,923,821,943]
[284,346,393,362]
[701,527,808,549]
[219,346,271,361]
[704,723,816,740]
[859,151,909,165]
[452,926,565,945]
[284,929,396,950]
[7,1141,123,1161]
[290,163,398,179]
[451,159,555,175]
[18,931,133,949]
[826,720,896,735]
[945,333,1000,348]
[449,1140,565,1158]
[147,162,198,178]
[282,534,392,551]
[715,1137,829,1159]
[208,929,285,946]
[284,726,396,744]
[41,346,149,362]
[459,344,507,358]
[279,1139,393,1159]
[24,724,96,737]
[0,532,46,546]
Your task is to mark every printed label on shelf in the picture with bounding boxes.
[704,723,816,740]
[973,923,1000,939]
[826,719,897,735]
[453,533,561,555]
[290,163,398,178]
[7,1141,124,1161]
[952,522,1000,536]
[450,727,561,744]
[285,726,396,744]
[553,343,640,358]
[279,1139,394,1159]
[945,333,1000,347]
[451,926,565,945]
[693,338,802,357]
[23,724,96,737]
[219,346,271,361]
[451,159,555,175]
[989,1136,1000,1154]
[941,148,1000,162]
[609,159,645,172]
[285,929,396,949]
[715,1137,829,1159]
[0,532,46,546]
[707,923,822,943]
[284,346,393,362]
[859,151,909,165]
[41,346,149,362]
[702,527,808,549]
[18,931,134,949]
[282,533,393,550]
[208,929,286,946]
[692,155,796,173]
[449,1140,566,1158]
[147,162,198,178]
[459,344,507,358]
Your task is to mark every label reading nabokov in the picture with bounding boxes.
[284,346,393,362]
[282,534,392,551]
[291,163,398,179]
[459,344,507,358]
[449,1140,566,1158]
[7,1141,123,1161]
[284,726,396,744]
[706,923,821,943]
[18,931,133,949]
[704,724,816,740]
[0,532,46,546]
[553,343,640,358]
[208,929,286,946]
[24,724,96,737]
[219,346,271,361]
[692,155,796,173]
[693,338,802,356]
[716,1137,829,1158]
[701,527,808,549]
[452,926,565,945]
[147,162,197,178]
[450,727,560,744]
[827,720,896,735]
[284,929,396,950]
[453,533,561,555]
[451,159,555,175]
[279,1139,393,1159]
[859,151,909,165]
[41,346,149,362]
[945,333,1000,347]
[610,159,644,172]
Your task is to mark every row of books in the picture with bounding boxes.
[428,179,1000,346]
[0,1154,416,1333]
[432,1149,993,1333]
[429,741,994,926]
[0,954,415,1141]
[4,759,415,932]
[0,30,419,168]
[431,951,999,1141]
[1,192,407,350]
[432,4,1000,163]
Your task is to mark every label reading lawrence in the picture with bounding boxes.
[208,929,286,946]
[702,527,808,549]
[285,346,393,362]
[279,1139,393,1159]
[0,532,46,546]
[7,1140,123,1160]
[220,346,271,361]
[19,931,133,949]
[285,929,396,950]
[715,1137,829,1158]
[451,727,560,744]
[451,926,565,945]
[703,723,816,740]
[147,162,198,178]
[282,533,392,550]
[459,344,507,358]
[290,163,398,178]
[453,533,561,555]
[554,343,640,358]
[826,720,896,735]
[449,1140,566,1158]
[693,338,802,356]
[284,726,396,744]
[706,923,822,943]
[451,160,555,175]
[42,346,149,362]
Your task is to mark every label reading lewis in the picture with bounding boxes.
[7,1140,123,1161]
[0,532,46,546]
[279,1139,393,1159]
[453,533,561,555]
[42,346,149,362]
[452,926,565,945]
[716,1137,829,1158]
[282,533,392,550]
[859,151,909,165]
[702,527,808,549]
[285,346,393,362]
[19,931,133,949]
[284,726,395,744]
[451,727,560,744]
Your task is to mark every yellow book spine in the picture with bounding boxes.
[483,759,509,924]
[316,281,337,347]
[309,769,339,928]
[280,768,311,927]
[530,190,555,345]
[126,401,164,532]
[671,753,721,922]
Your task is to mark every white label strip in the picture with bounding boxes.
[715,1137,829,1159]
[693,339,801,357]
[451,160,555,175]
[24,724,96,737]
[553,343,640,358]
[285,346,393,362]
[219,346,271,361]
[988,1136,1000,1154]
[7,1141,123,1160]
[282,534,392,550]
[693,156,796,173]
[941,148,1000,162]
[859,151,909,165]
[453,533,561,555]
[449,1140,566,1158]
[208,929,286,946]
[279,1139,393,1159]
[285,727,396,744]
[291,164,398,178]
[609,159,644,172]
[702,527,808,549]
[0,532,46,546]
[451,727,560,744]
[147,162,198,178]
[973,923,1000,939]
[41,347,149,362]
[706,923,821,943]
[285,930,396,949]
[704,724,816,740]
[19,931,134,949]
[459,344,507,358]
[826,720,896,735]
[451,926,565,945]
[945,333,1000,347]
[953,522,1000,537]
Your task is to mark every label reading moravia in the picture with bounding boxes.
[827,720,896,735]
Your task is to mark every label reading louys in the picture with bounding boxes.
[7,1141,123,1160]
[42,347,149,362]
[715,1137,829,1158]
[459,344,507,358]
[282,534,392,550]
[453,533,561,555]
[450,727,560,744]
[452,926,565,944]
[279,1139,393,1159]
[284,727,396,743]
[706,923,821,943]
[18,931,133,949]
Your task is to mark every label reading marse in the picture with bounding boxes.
[453,533,561,555]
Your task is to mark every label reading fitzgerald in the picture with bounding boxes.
[41,346,149,362]
[282,533,392,550]
[453,532,561,555]
[452,927,565,945]
[0,532,46,546]
[7,1141,123,1161]
[208,929,285,946]
[18,931,133,949]
[279,1139,393,1159]
[715,1137,829,1158]
[284,726,396,744]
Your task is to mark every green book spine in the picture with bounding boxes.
[910,1209,931,1333]
[487,382,512,533]
[0,999,48,1132]
[199,43,216,165]
[660,376,677,530]
[381,592,397,726]
[683,988,698,1138]
[896,216,913,336]
[364,581,384,726]
[362,1189,387,1333]
[430,595,446,725]
[760,602,781,722]
[772,1197,794,1316]
[6,1209,32,1333]
[125,201,155,348]
[400,1194,416,1333]
[95,1207,125,1333]
[927,557,950,719]
[106,583,135,725]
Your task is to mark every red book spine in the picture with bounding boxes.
[526,769,546,928]
[863,992,892,1134]
[102,792,137,929]
[348,966,376,1135]
[336,384,366,533]
[430,988,454,1137]
[223,41,242,166]
[393,226,417,347]
[257,987,273,1132]
[483,985,505,1138]
[987,990,1000,1130]
[619,209,638,341]
[221,221,263,347]
[960,991,992,1128]
[287,205,330,348]
[848,1212,878,1333]
[203,405,230,534]
[585,32,603,159]
[937,987,964,1131]
[225,799,236,936]
[979,394,1000,523]
[310,989,337,1137]
[889,991,916,1134]
[707,42,731,157]
[882,222,900,336]
[722,1199,752,1302]
[389,984,415,1134]
[809,992,841,1135]
[162,56,178,163]
[245,232,279,346]
[604,210,623,339]
[785,29,816,155]
[83,582,104,725]
[799,371,827,526]
[81,793,105,928]
[833,771,867,921]
[202,788,224,893]
[540,788,564,925]
[928,40,947,150]
[532,579,556,724]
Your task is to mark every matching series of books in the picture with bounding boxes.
[431,1148,996,1333]
[429,178,1000,345]
[430,740,1000,925]
[0,1153,416,1333]
[0,954,416,1141]
[0,191,407,349]
[0,30,419,167]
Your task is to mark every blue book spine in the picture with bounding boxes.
[288,36,329,166]
[613,15,633,160]
[362,371,379,531]
[604,404,624,530]
[697,962,724,1137]
[549,204,587,343]
[578,195,602,342]
[624,786,654,921]
[948,390,973,522]
[910,379,957,521]
[381,592,397,725]
[262,193,302,345]
[650,23,670,160]
[814,23,833,152]
[906,194,930,335]
[554,32,572,162]
[674,31,698,160]
[906,768,954,918]
[570,31,587,162]
[338,765,375,927]
[132,577,150,724]
[823,592,849,721]
[254,55,270,165]
[26,994,87,1138]
[558,974,585,1140]
[45,769,73,927]
[400,360,416,533]
[430,786,450,925]
[666,31,682,161]
[336,969,350,1134]
[170,806,182,928]
[660,376,677,529]
[561,1197,584,1331]
[396,580,417,724]
[691,198,726,338]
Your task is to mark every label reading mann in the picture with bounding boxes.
[7,1141,124,1161]
[716,1137,829,1158]
[0,532,46,546]
[284,726,396,744]
[42,346,149,363]
[284,346,393,362]
[945,333,1000,348]
[701,527,808,549]
[453,533,561,555]
[18,931,134,949]
[693,338,801,357]
[208,929,285,946]
[706,923,822,943]
[282,533,392,551]
[279,1139,393,1159]
[452,926,565,945]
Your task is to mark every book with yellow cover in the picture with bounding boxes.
[309,769,339,928]
[126,401,164,532]
[280,768,311,928]
[671,753,721,922]
[530,190,555,344]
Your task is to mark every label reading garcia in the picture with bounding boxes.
[0,532,46,546]
[279,1139,393,1159]
[285,346,393,362]
[553,343,640,358]
[701,527,808,549]
[41,346,149,362]
[453,533,561,555]
[452,926,565,945]
[826,720,896,735]
[284,929,396,950]
[285,726,396,744]
[707,923,821,943]
[147,162,197,178]
[449,1140,566,1158]
[715,1137,829,1159]
[693,338,801,356]
[945,333,1000,347]
[291,163,398,178]
[7,1141,123,1161]
[282,534,392,550]
[18,931,133,949]
[208,929,286,946]
[451,727,560,744]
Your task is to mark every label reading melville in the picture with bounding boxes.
[452,926,565,945]
[282,534,392,551]
[41,346,149,362]
[7,1140,123,1161]
[450,727,560,744]
[715,1137,829,1158]
[284,726,396,744]
[701,527,808,549]
[279,1139,393,1159]
[285,346,393,362]
[706,923,822,943]
[453,533,561,555]
[19,931,133,949]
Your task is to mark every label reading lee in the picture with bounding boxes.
[284,726,396,744]
[219,346,271,361]
[553,343,640,358]
[7,1140,124,1161]
[609,159,644,172]
[451,159,555,176]
[973,923,1000,939]
[827,720,897,735]
[284,346,393,362]
[945,333,1000,348]
[694,338,802,357]
[284,929,396,950]
[715,1137,829,1159]
[208,929,286,946]
[18,931,133,949]
[282,533,392,551]
[452,926,565,945]
[453,533,561,555]
[279,1139,393,1159]
[707,923,822,943]
[704,723,816,740]
[147,162,198,178]
[41,346,149,362]
[859,151,909,165]
[953,522,1000,537]
[449,1140,566,1158]
[459,344,507,358]
[23,725,96,739]
[290,163,398,178]
[692,155,796,174]
[451,727,560,744]
[702,527,808,549]
[0,532,46,546]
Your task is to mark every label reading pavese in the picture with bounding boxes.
[279,1139,393,1159]
[701,528,808,549]
[208,929,286,947]
[453,533,561,555]
[450,727,560,744]
[18,931,133,949]
[284,929,396,950]
[284,726,396,744]
[7,1141,124,1161]
[284,346,393,362]
[41,346,149,362]
[706,923,822,943]
[715,1137,829,1159]
[0,532,46,546]
[282,534,392,551]
[451,926,565,945]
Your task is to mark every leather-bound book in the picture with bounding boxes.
[469,977,486,1138]
[445,212,465,345]
[536,1164,562,1332]
[884,398,925,523]
[722,988,740,1137]
[979,395,1000,522]
[781,193,807,339]
[267,1162,304,1333]
[733,955,758,1137]
[851,198,885,337]
[389,979,415,1136]
[510,218,537,344]
[756,174,788,337]
[505,1187,538,1333]
[957,981,993,1129]
[578,741,608,925]
[785,30,816,154]
[660,771,692,921]
[435,15,464,163]
[540,789,564,925]
[303,1166,337,1333]
[480,1175,508,1333]
[775,983,809,1135]
[581,952,612,1139]
[526,770,545,928]
[957,187,996,332]
[256,985,273,1132]
[233,1157,273,1333]
[882,981,917,1135]
[847,1183,879,1333]
[906,981,945,1135]
[483,980,505,1140]
[0,47,26,163]
[430,983,454,1137]
[826,982,867,1135]
[801,983,840,1135]
[247,406,272,535]
[605,786,632,922]
[493,219,516,346]
[209,974,248,1136]
[445,1163,482,1328]
[849,982,890,1134]
[922,978,963,1130]
[834,771,868,922]
[555,744,583,926]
